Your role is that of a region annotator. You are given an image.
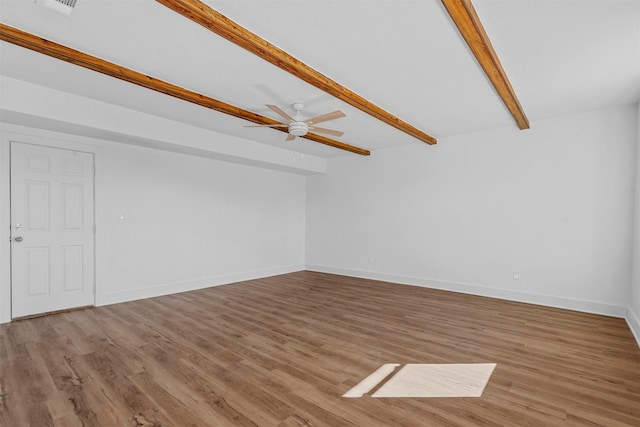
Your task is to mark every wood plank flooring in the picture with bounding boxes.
[1,271,639,426]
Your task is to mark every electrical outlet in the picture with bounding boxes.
[368,256,374,264]
[513,272,520,280]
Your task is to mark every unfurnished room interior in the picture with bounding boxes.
[0,0,639,426]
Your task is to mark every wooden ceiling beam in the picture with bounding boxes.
[156,0,438,145]
[0,23,370,156]
[441,0,530,130]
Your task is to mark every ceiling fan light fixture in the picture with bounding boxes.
[288,122,308,137]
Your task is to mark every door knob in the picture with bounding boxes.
[14,236,23,242]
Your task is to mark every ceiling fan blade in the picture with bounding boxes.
[309,126,344,137]
[244,124,288,127]
[305,110,346,125]
[267,104,295,122]
[285,134,296,141]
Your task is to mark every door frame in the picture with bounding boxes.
[1,127,99,323]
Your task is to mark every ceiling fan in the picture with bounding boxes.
[245,103,346,141]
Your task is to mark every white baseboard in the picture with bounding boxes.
[626,307,640,348]
[97,264,305,306]
[305,264,628,319]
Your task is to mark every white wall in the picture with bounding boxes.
[2,103,638,343]
[629,103,640,342]
[0,124,305,323]
[307,105,638,317]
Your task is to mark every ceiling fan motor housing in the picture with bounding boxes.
[289,121,309,136]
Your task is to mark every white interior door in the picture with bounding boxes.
[10,141,95,318]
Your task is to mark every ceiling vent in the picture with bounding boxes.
[35,0,78,16]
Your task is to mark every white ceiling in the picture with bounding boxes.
[1,0,639,158]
